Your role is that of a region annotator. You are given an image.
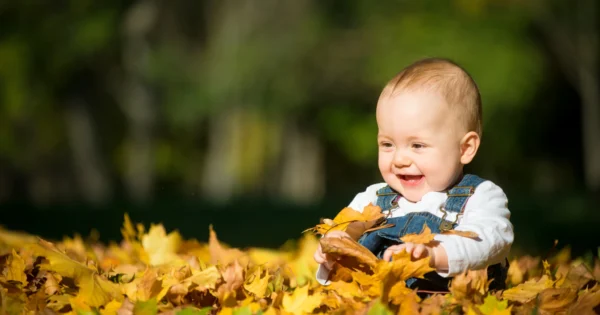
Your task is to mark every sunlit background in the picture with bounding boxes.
[0,0,598,257]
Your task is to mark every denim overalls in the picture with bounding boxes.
[357,174,508,291]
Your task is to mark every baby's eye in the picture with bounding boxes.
[411,143,426,149]
[379,142,393,148]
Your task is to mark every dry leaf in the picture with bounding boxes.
[538,287,577,312]
[319,236,378,268]
[141,224,182,266]
[309,204,385,236]
[440,230,479,239]
[3,250,28,285]
[244,266,270,298]
[502,275,554,303]
[450,269,489,302]
[282,284,322,315]
[28,239,121,307]
[209,225,248,267]
[400,224,436,245]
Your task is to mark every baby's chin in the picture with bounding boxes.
[387,183,432,203]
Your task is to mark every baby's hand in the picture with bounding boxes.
[313,230,351,269]
[383,242,432,264]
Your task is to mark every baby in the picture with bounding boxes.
[314,58,513,290]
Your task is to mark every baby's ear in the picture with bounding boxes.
[459,131,480,165]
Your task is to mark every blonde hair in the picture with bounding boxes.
[379,58,483,136]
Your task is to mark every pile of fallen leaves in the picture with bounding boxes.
[0,206,599,315]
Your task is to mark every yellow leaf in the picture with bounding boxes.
[543,260,551,276]
[400,224,435,245]
[502,275,554,303]
[121,213,137,241]
[507,259,523,286]
[282,285,323,315]
[0,228,38,249]
[376,250,434,281]
[135,269,163,301]
[69,296,91,312]
[189,265,222,291]
[477,295,511,315]
[100,300,123,315]
[244,266,270,298]
[388,281,413,305]
[328,280,362,299]
[4,249,27,285]
[141,224,182,266]
[397,291,420,315]
[209,225,248,267]
[28,239,121,307]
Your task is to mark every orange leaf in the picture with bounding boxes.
[400,224,435,245]
[209,225,248,267]
[307,204,385,236]
[502,275,555,303]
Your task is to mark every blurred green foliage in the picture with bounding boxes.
[0,0,596,210]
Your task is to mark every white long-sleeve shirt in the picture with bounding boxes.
[316,180,514,285]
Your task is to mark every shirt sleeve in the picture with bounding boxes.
[433,180,514,277]
[315,183,387,285]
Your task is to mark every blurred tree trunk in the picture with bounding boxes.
[201,107,244,202]
[120,0,158,202]
[65,98,112,204]
[279,120,324,204]
[534,0,600,191]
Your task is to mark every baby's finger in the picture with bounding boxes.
[404,243,415,255]
[383,245,405,261]
[412,245,426,259]
[314,245,326,264]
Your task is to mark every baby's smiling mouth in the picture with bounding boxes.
[397,174,424,185]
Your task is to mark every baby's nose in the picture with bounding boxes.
[393,154,412,167]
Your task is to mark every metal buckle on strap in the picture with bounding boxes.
[447,186,475,197]
[439,207,459,232]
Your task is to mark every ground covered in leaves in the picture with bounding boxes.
[0,209,599,314]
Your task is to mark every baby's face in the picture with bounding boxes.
[376,89,466,202]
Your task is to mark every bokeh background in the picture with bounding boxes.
[0,0,598,258]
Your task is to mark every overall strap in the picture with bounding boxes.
[444,174,486,213]
[438,174,486,232]
[375,185,400,212]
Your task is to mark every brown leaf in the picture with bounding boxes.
[319,236,378,269]
[217,260,245,300]
[568,285,600,313]
[538,287,577,311]
[440,230,479,239]
[559,262,596,290]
